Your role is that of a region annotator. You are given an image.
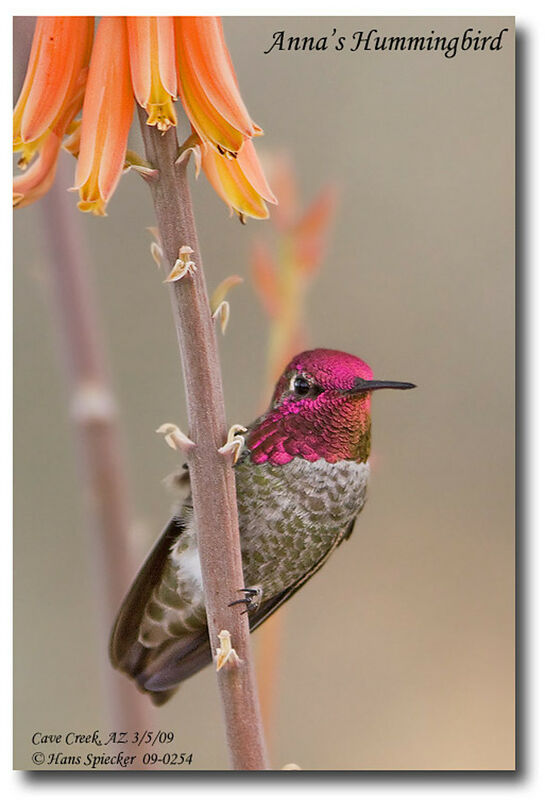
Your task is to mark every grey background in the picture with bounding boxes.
[14,17,514,769]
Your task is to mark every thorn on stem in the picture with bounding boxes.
[210,274,243,314]
[131,165,159,182]
[156,423,195,454]
[215,630,242,671]
[150,241,163,268]
[164,246,197,283]
[218,424,247,464]
[124,150,159,181]
[175,133,202,177]
[212,300,230,335]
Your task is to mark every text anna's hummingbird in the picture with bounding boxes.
[110,348,415,704]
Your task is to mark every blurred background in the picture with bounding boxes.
[14,17,514,770]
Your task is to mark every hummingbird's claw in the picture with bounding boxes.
[228,587,263,614]
[164,246,197,283]
[215,629,242,671]
[156,423,196,454]
[218,424,247,464]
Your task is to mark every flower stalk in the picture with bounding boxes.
[137,109,269,771]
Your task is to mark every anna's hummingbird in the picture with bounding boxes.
[110,348,415,704]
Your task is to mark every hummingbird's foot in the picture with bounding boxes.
[156,423,196,455]
[215,629,242,671]
[228,586,263,615]
[218,424,247,464]
[164,246,197,283]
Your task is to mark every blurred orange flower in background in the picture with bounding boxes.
[251,154,338,390]
[13,16,276,219]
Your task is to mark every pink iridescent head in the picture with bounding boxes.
[247,349,415,465]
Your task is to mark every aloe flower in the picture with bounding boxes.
[174,17,262,157]
[127,16,178,132]
[13,70,87,209]
[201,139,277,222]
[13,17,93,168]
[13,16,275,218]
[74,17,134,215]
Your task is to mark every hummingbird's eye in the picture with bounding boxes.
[292,375,311,396]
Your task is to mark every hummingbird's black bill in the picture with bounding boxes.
[346,377,417,395]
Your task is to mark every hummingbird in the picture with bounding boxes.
[110,348,415,705]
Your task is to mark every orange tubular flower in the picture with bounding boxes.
[14,72,87,209]
[75,17,134,216]
[13,132,61,209]
[13,16,93,168]
[174,17,262,157]
[201,139,277,222]
[127,17,178,131]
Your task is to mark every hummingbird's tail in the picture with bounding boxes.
[116,631,213,706]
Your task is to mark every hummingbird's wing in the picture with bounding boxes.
[109,515,212,705]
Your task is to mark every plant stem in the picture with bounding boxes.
[40,157,154,754]
[138,112,269,771]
